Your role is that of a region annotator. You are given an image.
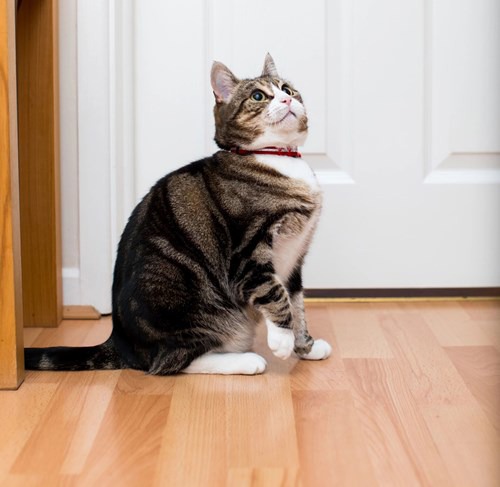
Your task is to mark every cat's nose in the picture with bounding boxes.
[281,97,292,106]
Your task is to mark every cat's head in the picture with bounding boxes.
[211,54,308,151]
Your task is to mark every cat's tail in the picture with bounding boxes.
[24,337,125,371]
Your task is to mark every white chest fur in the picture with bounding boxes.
[255,154,320,191]
[255,154,321,282]
[271,207,320,282]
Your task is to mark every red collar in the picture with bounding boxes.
[230,146,302,158]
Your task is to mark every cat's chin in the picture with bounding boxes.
[246,126,307,151]
[216,123,307,152]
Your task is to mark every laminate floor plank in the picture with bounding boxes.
[22,328,43,347]
[460,301,500,321]
[11,372,97,474]
[153,376,229,486]
[445,346,500,434]
[421,403,500,487]
[377,309,474,406]
[409,302,493,347]
[225,376,299,470]
[344,358,453,487]
[227,467,301,487]
[293,389,377,487]
[0,382,58,474]
[329,304,393,359]
[60,371,121,476]
[0,301,498,486]
[476,319,500,352]
[77,391,171,486]
[290,305,349,391]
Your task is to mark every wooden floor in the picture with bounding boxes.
[1,301,499,487]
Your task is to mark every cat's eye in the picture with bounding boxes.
[282,85,295,96]
[251,90,267,102]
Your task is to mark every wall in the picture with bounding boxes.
[59,0,80,304]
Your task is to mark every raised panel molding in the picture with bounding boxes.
[424,0,500,184]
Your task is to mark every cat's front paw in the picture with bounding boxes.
[266,320,295,360]
[294,332,314,356]
[298,338,332,360]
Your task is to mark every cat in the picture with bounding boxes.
[25,54,332,375]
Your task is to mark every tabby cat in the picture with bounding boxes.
[25,54,332,375]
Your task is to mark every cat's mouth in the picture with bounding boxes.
[275,111,296,125]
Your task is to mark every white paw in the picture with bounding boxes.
[183,352,267,375]
[236,353,268,375]
[299,339,332,361]
[266,320,295,360]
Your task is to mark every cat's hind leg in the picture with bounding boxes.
[182,352,267,375]
[183,313,265,375]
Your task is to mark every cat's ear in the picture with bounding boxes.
[262,53,279,77]
[211,61,239,103]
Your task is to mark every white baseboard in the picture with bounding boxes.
[62,267,111,314]
[62,267,81,305]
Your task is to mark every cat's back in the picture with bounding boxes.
[124,151,320,243]
[116,156,218,265]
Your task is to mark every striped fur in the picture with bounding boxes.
[25,54,328,375]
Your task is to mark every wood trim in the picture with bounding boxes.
[0,0,24,390]
[16,0,61,327]
[62,305,101,321]
[305,288,500,301]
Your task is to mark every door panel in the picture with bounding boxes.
[77,0,500,310]
[131,0,500,289]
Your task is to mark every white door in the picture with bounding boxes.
[76,0,500,311]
